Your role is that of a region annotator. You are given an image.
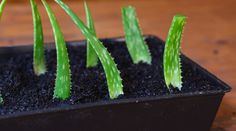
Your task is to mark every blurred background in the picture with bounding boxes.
[0,0,236,130]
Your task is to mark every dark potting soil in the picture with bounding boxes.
[0,37,227,115]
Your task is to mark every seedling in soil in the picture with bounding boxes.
[84,2,98,68]
[0,0,187,103]
[55,0,124,99]
[164,15,186,89]
[0,0,7,104]
[30,0,47,76]
[122,6,151,64]
[42,0,71,100]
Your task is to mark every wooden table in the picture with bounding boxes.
[0,0,235,130]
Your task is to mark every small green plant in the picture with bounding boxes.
[55,0,124,99]
[42,0,71,100]
[30,0,47,76]
[122,6,151,64]
[84,2,98,68]
[0,0,7,104]
[0,0,7,18]
[0,0,188,104]
[164,15,186,89]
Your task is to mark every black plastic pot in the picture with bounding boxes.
[0,35,231,131]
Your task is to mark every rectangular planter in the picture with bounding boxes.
[0,35,231,131]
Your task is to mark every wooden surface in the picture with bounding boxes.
[0,0,236,130]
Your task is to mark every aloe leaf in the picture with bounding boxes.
[164,15,186,89]
[0,96,2,104]
[42,0,71,100]
[55,0,123,99]
[0,0,7,104]
[30,0,47,76]
[0,0,7,18]
[84,2,98,68]
[122,6,151,64]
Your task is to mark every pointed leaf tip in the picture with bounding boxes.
[122,6,152,64]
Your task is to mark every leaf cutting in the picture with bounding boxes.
[163,15,186,89]
[122,6,151,64]
[30,0,47,76]
[0,0,7,18]
[55,0,123,99]
[84,2,98,68]
[42,0,71,100]
[0,0,7,104]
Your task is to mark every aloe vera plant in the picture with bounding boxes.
[42,0,71,100]
[0,0,6,18]
[30,0,47,76]
[55,0,123,99]
[122,6,151,64]
[0,0,7,104]
[164,15,186,89]
[84,2,98,68]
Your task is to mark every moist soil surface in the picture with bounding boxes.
[0,37,226,115]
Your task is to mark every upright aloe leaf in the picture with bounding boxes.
[0,0,7,104]
[0,96,2,104]
[122,6,151,64]
[55,0,123,99]
[84,2,98,68]
[42,0,71,100]
[164,15,186,89]
[0,0,7,18]
[30,0,47,76]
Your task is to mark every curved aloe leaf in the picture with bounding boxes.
[164,15,186,89]
[42,0,71,100]
[0,0,7,104]
[55,0,123,99]
[0,0,7,18]
[84,2,98,68]
[122,6,151,64]
[30,0,47,76]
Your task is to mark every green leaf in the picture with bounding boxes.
[0,0,7,18]
[55,0,123,99]
[122,6,151,64]
[163,15,186,89]
[84,2,98,68]
[30,0,47,76]
[0,0,7,104]
[42,0,71,100]
[0,96,2,104]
